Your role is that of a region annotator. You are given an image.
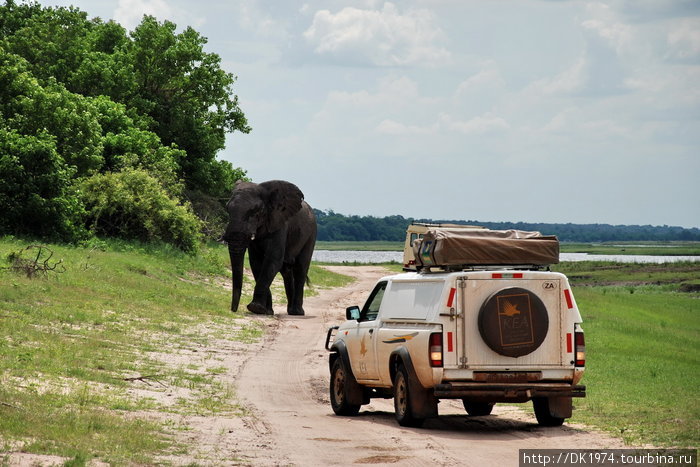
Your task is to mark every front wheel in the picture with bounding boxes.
[393,364,425,427]
[330,358,360,416]
[533,397,565,427]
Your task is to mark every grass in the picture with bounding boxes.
[552,262,700,447]
[560,242,700,256]
[0,236,349,464]
[1,237,697,459]
[554,261,700,290]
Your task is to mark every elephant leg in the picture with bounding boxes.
[247,243,274,315]
[288,237,315,316]
[280,264,295,314]
[286,262,306,315]
[247,237,284,315]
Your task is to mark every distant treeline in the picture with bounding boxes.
[314,210,700,243]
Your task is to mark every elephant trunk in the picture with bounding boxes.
[227,240,248,312]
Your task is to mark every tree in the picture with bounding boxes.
[0,47,105,176]
[128,16,250,194]
[0,3,251,247]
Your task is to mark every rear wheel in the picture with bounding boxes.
[462,401,494,416]
[330,358,360,416]
[533,397,565,427]
[393,364,425,427]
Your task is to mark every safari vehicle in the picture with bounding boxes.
[326,228,585,427]
[403,222,484,270]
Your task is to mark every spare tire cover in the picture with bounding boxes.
[478,287,549,358]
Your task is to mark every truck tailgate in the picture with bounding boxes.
[457,276,566,369]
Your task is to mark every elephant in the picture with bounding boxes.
[221,180,317,316]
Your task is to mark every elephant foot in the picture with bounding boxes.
[287,306,305,316]
[248,302,273,315]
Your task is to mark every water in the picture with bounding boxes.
[312,250,700,264]
[312,250,403,264]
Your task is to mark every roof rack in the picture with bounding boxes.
[417,264,550,274]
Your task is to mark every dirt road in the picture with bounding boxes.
[230,266,628,466]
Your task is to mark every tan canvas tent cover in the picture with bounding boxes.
[412,228,559,268]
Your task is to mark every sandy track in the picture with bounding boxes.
[231,266,628,466]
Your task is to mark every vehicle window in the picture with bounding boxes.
[361,281,387,321]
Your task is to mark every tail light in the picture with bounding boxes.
[575,331,585,367]
[429,332,443,367]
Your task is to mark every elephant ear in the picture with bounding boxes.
[260,180,304,231]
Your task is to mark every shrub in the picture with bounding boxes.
[0,127,88,241]
[80,169,202,252]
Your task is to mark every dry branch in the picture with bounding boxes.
[4,245,65,278]
[122,375,167,387]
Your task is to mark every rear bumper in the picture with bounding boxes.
[434,382,586,402]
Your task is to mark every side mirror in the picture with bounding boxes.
[346,306,361,321]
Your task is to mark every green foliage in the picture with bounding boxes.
[316,210,410,241]
[0,48,104,176]
[0,127,87,241]
[126,15,250,193]
[0,0,250,250]
[90,95,184,192]
[0,2,249,247]
[80,169,203,252]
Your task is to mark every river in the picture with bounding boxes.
[312,250,700,264]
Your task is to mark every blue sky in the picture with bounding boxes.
[46,0,700,227]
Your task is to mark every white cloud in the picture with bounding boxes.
[234,1,289,39]
[526,58,587,96]
[376,119,437,135]
[455,63,506,96]
[303,2,450,66]
[666,18,700,61]
[440,113,510,135]
[582,3,634,55]
[114,0,202,31]
[376,112,509,136]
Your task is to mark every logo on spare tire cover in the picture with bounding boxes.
[478,287,549,357]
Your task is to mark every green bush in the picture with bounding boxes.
[80,169,202,252]
[0,127,88,241]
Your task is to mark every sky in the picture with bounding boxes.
[44,0,700,228]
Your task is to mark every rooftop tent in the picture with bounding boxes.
[413,228,560,268]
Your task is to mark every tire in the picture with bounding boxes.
[533,397,565,427]
[478,287,549,358]
[330,358,361,416]
[393,364,425,428]
[462,401,494,416]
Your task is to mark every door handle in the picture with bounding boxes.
[369,329,374,334]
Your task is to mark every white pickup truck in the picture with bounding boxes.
[325,228,586,427]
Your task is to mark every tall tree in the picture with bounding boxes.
[128,16,250,195]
